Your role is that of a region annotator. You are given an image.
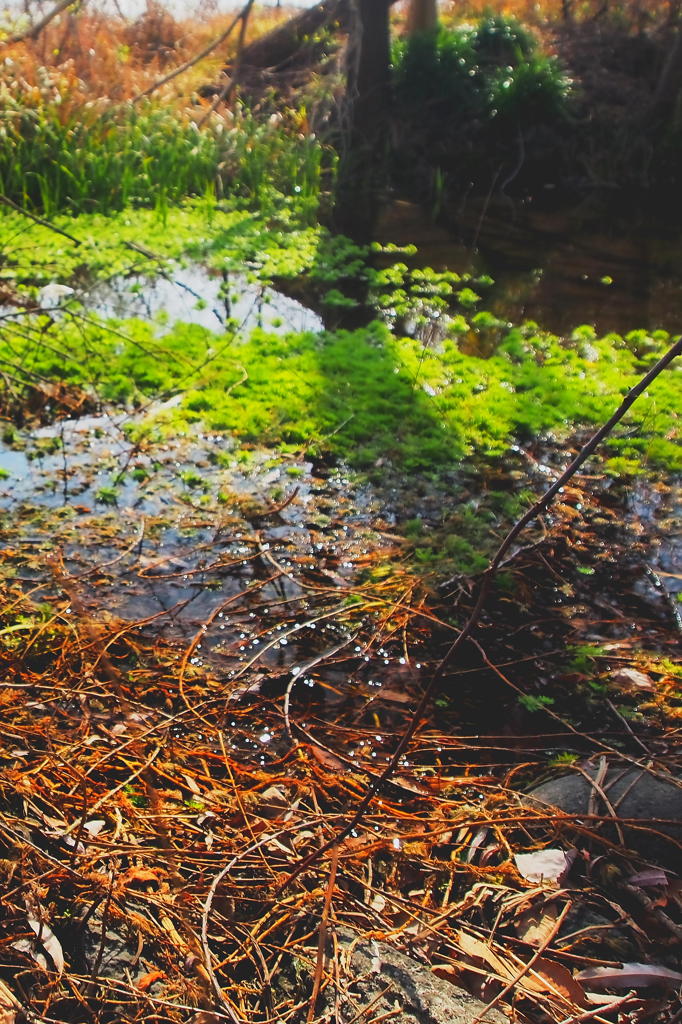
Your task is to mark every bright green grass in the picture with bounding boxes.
[0,204,679,477]
[0,91,326,218]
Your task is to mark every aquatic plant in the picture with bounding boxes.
[0,203,677,482]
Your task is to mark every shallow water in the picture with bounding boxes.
[378,200,682,336]
[0,405,378,637]
[82,265,324,335]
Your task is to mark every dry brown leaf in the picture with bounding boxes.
[457,931,517,982]
[457,931,587,1003]
[530,957,588,1004]
[136,969,165,991]
[391,774,431,795]
[432,964,466,986]
[374,687,413,704]
[121,866,165,888]
[255,787,294,822]
[309,745,345,770]
[515,903,560,946]
[611,668,655,691]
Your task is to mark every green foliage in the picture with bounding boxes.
[95,485,118,506]
[0,204,679,490]
[518,693,554,712]
[0,71,326,217]
[391,16,571,199]
[565,644,606,674]
[180,470,206,489]
[549,751,579,766]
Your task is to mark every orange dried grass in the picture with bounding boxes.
[1,2,300,106]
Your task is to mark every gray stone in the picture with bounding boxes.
[526,760,682,866]
[280,928,509,1024]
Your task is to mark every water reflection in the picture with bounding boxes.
[84,265,323,335]
[378,200,682,335]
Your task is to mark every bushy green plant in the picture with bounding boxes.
[391,15,571,200]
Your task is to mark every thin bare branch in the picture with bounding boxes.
[3,0,82,45]
[132,0,254,103]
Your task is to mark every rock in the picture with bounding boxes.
[277,927,509,1024]
[80,915,145,982]
[526,760,682,866]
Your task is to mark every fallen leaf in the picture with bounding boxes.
[12,938,47,970]
[514,848,575,884]
[611,668,654,692]
[0,979,19,1024]
[136,969,165,991]
[577,963,682,988]
[432,964,465,985]
[25,904,64,975]
[370,892,386,912]
[516,903,559,946]
[531,957,588,1004]
[457,931,587,1003]
[182,772,202,795]
[391,774,430,795]
[628,869,668,888]
[465,827,489,863]
[374,687,412,704]
[121,866,164,888]
[82,819,106,836]
[457,931,519,982]
[309,745,345,770]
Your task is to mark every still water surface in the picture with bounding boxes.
[378,200,682,336]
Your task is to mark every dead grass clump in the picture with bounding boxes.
[1,3,299,105]
[122,1,184,67]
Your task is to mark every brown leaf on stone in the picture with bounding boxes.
[611,667,655,691]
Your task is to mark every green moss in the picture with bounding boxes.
[95,486,118,506]
[0,202,679,488]
[180,470,206,489]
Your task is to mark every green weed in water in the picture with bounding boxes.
[0,204,678,487]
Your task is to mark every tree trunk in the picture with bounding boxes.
[406,0,437,35]
[332,0,392,243]
[233,0,350,70]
